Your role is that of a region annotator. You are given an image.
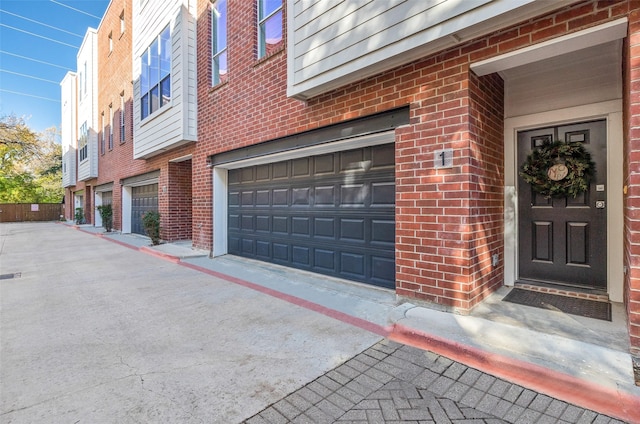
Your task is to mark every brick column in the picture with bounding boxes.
[625,6,640,356]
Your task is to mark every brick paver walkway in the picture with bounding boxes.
[245,340,625,424]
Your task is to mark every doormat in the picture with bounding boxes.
[502,288,611,321]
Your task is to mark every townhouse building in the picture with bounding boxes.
[62,0,640,359]
[194,0,640,356]
[61,28,98,224]
[62,0,197,240]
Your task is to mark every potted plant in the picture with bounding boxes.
[142,211,161,245]
[75,207,84,225]
[96,204,113,232]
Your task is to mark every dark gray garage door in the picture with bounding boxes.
[132,184,158,235]
[228,144,395,289]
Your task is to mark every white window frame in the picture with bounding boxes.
[257,0,282,59]
[211,0,227,86]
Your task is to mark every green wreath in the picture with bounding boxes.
[519,140,595,198]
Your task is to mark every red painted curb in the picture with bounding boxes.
[389,323,640,424]
[139,246,181,263]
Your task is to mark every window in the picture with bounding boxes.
[79,122,88,161]
[83,61,87,95]
[109,32,113,53]
[120,93,125,142]
[120,11,125,35]
[79,71,83,99]
[258,0,282,58]
[211,0,227,86]
[109,104,113,150]
[100,113,105,155]
[140,26,171,120]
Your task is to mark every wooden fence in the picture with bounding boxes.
[0,203,64,223]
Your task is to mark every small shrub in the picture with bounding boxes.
[142,211,161,245]
[96,204,113,232]
[75,207,84,225]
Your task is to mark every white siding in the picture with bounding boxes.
[60,72,77,188]
[132,0,197,159]
[287,0,574,99]
[77,28,99,181]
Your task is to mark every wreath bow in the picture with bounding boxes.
[519,140,595,198]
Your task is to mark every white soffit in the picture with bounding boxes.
[471,18,628,76]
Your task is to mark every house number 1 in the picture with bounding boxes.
[434,148,453,169]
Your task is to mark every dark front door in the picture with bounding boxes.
[131,184,158,235]
[517,120,606,289]
[227,144,396,289]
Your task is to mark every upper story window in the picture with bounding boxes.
[258,0,282,59]
[120,93,125,142]
[83,61,87,95]
[109,32,113,53]
[140,26,171,120]
[120,11,125,35]
[100,113,105,155]
[78,121,88,161]
[108,104,114,150]
[211,0,227,86]
[79,71,83,98]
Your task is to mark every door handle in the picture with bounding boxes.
[595,201,605,209]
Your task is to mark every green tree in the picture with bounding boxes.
[0,115,63,203]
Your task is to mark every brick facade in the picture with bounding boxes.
[195,0,640,352]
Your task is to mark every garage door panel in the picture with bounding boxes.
[228,144,395,288]
[315,186,335,206]
[292,217,310,236]
[273,189,288,205]
[314,249,335,271]
[241,239,254,255]
[256,190,270,206]
[341,252,365,277]
[293,158,310,177]
[372,256,395,283]
[256,240,270,258]
[340,218,365,242]
[292,245,310,266]
[256,164,270,181]
[292,187,310,205]
[314,154,335,174]
[372,182,395,206]
[256,215,270,232]
[314,217,335,238]
[372,219,395,244]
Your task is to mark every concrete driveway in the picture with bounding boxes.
[0,223,382,423]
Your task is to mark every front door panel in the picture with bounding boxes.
[517,120,606,289]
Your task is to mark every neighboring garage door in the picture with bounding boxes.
[131,184,158,235]
[228,144,395,289]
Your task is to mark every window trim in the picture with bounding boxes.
[108,104,114,150]
[257,0,282,59]
[140,25,172,121]
[211,0,227,86]
[78,121,88,162]
[120,93,126,143]
[100,112,105,155]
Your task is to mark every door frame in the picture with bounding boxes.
[504,100,623,302]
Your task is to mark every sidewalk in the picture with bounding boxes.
[69,224,640,422]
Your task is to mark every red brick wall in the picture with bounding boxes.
[196,1,636,316]
[625,5,640,356]
[164,160,193,240]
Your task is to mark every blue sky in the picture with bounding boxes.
[0,0,110,135]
